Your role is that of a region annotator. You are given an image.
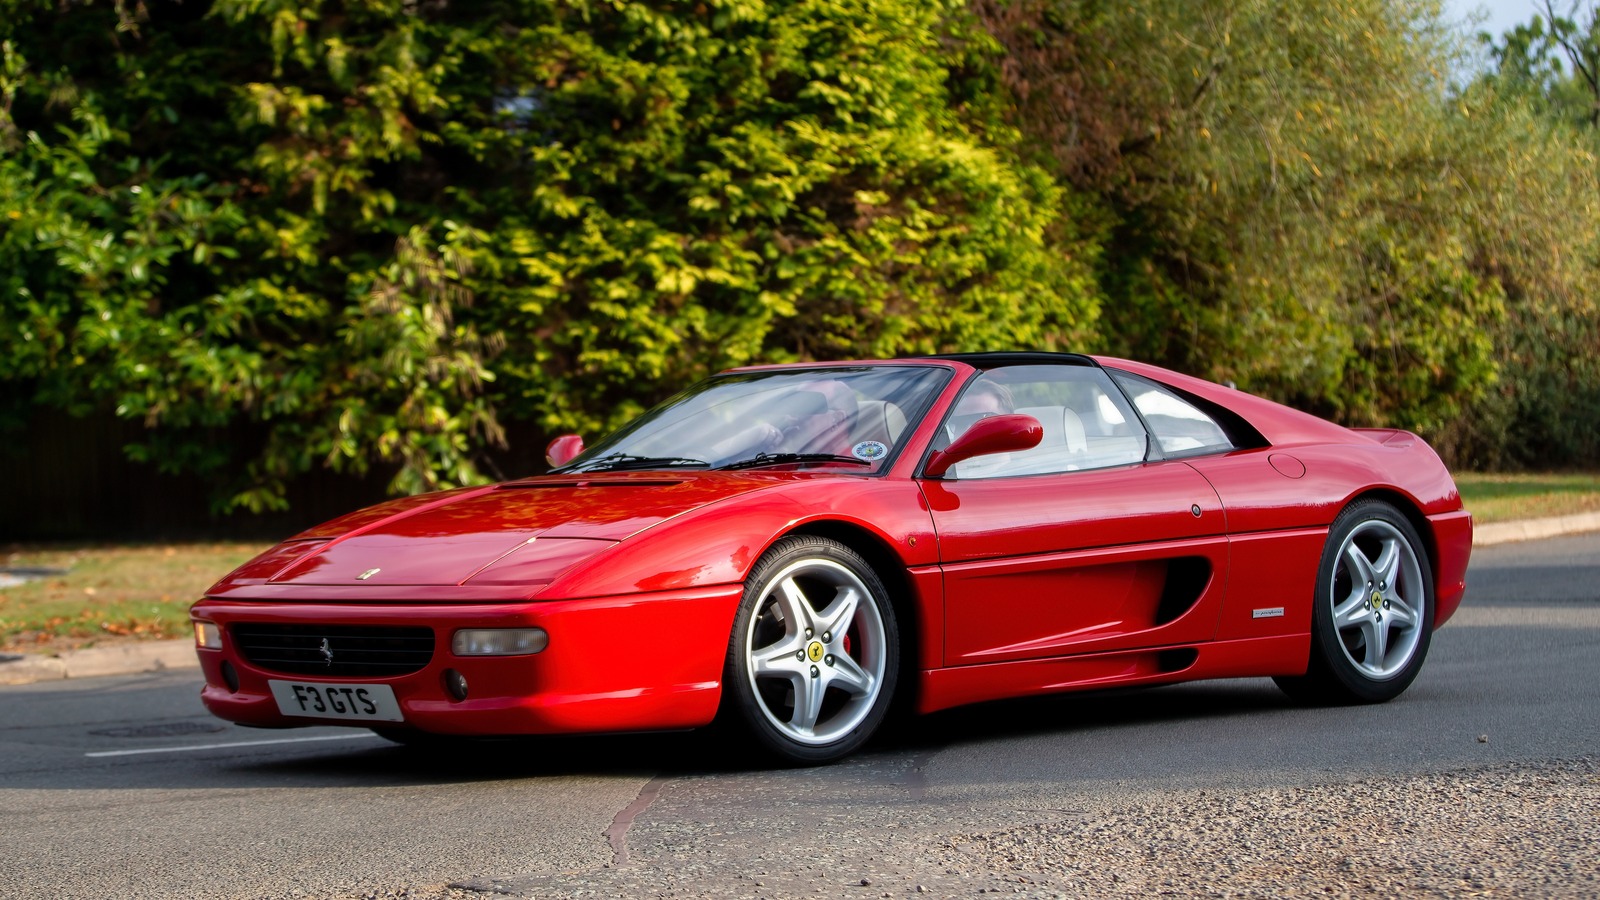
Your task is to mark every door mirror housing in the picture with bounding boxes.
[545,434,586,468]
[923,414,1042,478]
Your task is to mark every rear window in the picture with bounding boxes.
[1109,371,1235,458]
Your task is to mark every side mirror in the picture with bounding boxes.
[923,414,1042,479]
[545,434,585,468]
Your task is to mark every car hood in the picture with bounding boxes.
[240,473,791,589]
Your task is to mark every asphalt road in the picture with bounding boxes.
[1,533,1596,899]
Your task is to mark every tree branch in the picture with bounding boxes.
[1540,0,1600,127]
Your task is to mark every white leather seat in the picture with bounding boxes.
[1061,408,1087,452]
[946,406,1090,479]
[1014,406,1086,452]
[852,400,906,444]
[1015,406,1061,448]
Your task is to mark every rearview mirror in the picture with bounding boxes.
[923,414,1042,478]
[545,434,585,468]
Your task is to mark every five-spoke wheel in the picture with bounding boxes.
[724,535,898,763]
[1276,499,1435,704]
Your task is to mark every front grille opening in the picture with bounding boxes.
[231,624,435,677]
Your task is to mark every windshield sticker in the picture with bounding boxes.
[851,441,889,462]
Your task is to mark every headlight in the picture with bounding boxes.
[193,619,223,650]
[451,628,548,657]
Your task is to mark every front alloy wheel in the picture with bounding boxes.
[724,535,898,764]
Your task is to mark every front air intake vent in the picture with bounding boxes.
[231,624,435,677]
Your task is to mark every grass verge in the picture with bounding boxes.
[1,543,264,653]
[1455,472,1600,525]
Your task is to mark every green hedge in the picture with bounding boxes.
[0,0,1093,511]
[2,0,1595,521]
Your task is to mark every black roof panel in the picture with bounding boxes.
[915,351,1098,368]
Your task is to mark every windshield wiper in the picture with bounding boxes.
[720,452,873,471]
[567,453,710,473]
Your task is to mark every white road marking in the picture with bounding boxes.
[86,732,382,758]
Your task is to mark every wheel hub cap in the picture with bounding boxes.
[744,557,887,745]
[1332,519,1425,679]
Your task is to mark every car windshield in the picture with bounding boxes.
[558,366,951,473]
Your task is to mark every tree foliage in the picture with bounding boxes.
[976,0,1510,435]
[1453,1,1600,468]
[2,0,1598,526]
[1482,1,1600,129]
[1,0,1091,511]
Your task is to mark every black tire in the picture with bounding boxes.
[1275,499,1434,704]
[722,535,899,764]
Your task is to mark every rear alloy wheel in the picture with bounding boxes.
[1275,499,1434,704]
[725,535,898,764]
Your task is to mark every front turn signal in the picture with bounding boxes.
[193,619,223,650]
[451,628,549,657]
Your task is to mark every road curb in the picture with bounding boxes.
[1472,511,1600,547]
[0,639,197,687]
[2,512,1597,688]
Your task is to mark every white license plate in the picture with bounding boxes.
[268,680,404,723]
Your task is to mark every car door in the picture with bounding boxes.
[921,363,1230,667]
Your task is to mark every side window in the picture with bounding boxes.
[934,378,1015,450]
[943,365,1149,479]
[1110,371,1235,458]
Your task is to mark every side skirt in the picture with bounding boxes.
[915,633,1310,715]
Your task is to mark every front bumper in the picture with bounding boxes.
[191,585,743,735]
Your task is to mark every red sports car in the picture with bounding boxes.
[192,353,1472,763]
